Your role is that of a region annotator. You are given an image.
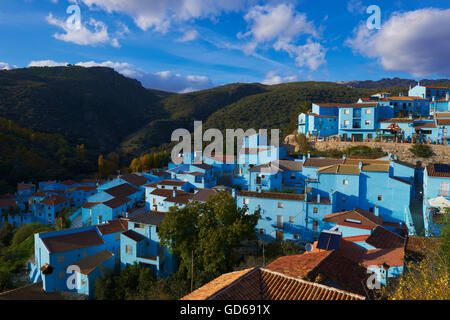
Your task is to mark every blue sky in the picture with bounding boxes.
[1,0,449,92]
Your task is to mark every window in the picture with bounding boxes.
[277,202,284,208]
[312,220,319,231]
[378,195,382,201]
[344,120,350,126]
[344,109,350,114]
[293,233,299,240]
[289,216,294,223]
[126,245,132,254]
[343,179,349,185]
[440,182,449,197]
[259,229,265,235]
[313,207,318,214]
[365,109,371,114]
[115,234,121,240]
[59,270,65,279]
[243,198,249,205]
[57,255,65,263]
[290,173,296,179]
[365,120,370,126]
[81,279,87,286]
[135,223,145,230]
[342,196,346,202]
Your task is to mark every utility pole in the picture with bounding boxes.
[190,250,194,293]
[262,243,265,267]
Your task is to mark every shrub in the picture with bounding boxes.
[409,144,432,158]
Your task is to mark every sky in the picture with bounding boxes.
[0,0,449,92]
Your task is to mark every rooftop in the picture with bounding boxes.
[128,211,166,226]
[41,230,104,253]
[74,250,114,275]
[104,183,140,198]
[365,226,405,249]
[426,164,450,178]
[181,267,364,300]
[238,190,305,201]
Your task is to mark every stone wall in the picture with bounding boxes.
[284,134,450,166]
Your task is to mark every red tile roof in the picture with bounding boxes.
[323,208,383,228]
[265,252,333,279]
[120,174,149,187]
[303,158,344,168]
[96,219,128,235]
[0,198,16,208]
[102,197,130,209]
[82,202,101,209]
[181,268,364,300]
[41,230,104,253]
[238,190,306,201]
[104,183,139,198]
[426,164,450,178]
[40,195,70,206]
[366,226,405,249]
[436,119,450,125]
[360,248,404,268]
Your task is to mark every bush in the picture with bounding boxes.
[409,144,432,158]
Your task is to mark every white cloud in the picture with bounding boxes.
[346,8,450,77]
[262,71,297,85]
[28,60,69,67]
[347,0,365,14]
[0,62,17,70]
[239,4,326,71]
[73,0,244,32]
[46,12,116,46]
[176,29,199,42]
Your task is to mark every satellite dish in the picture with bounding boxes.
[305,243,313,253]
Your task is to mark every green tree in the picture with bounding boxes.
[159,191,261,284]
[409,144,432,158]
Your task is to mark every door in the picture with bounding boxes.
[276,230,283,241]
[276,215,283,229]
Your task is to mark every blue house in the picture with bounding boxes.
[409,84,450,100]
[430,95,450,115]
[29,219,127,298]
[35,195,71,225]
[236,190,334,242]
[144,179,195,212]
[168,163,218,188]
[338,103,379,141]
[120,211,176,277]
[17,183,36,203]
[423,164,450,237]
[248,160,304,193]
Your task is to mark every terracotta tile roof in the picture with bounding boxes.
[424,85,449,89]
[96,219,128,235]
[384,96,428,101]
[318,164,360,175]
[165,192,195,204]
[120,174,149,187]
[360,248,404,268]
[413,122,437,128]
[436,119,450,125]
[74,250,114,275]
[205,152,236,163]
[435,112,450,118]
[323,208,382,228]
[75,185,97,192]
[150,188,187,198]
[248,162,283,173]
[342,235,370,242]
[191,188,218,202]
[379,118,413,123]
[181,268,365,300]
[303,158,344,168]
[265,252,333,279]
[40,195,70,206]
[61,180,76,186]
[104,183,140,198]
[41,230,104,253]
[128,211,165,226]
[366,226,405,249]
[276,160,303,172]
[82,202,101,209]
[102,197,130,209]
[238,190,306,201]
[122,229,146,242]
[426,164,450,178]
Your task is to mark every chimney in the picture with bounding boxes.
[359,161,363,169]
[317,193,321,203]
[374,205,379,216]
[231,188,236,198]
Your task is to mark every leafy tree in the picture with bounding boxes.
[0,222,14,248]
[159,191,260,285]
[409,144,432,158]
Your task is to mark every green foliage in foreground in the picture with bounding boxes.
[0,222,54,292]
[409,144,433,158]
